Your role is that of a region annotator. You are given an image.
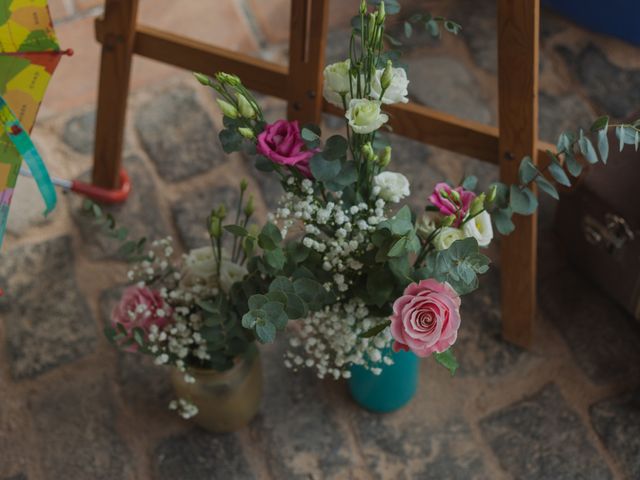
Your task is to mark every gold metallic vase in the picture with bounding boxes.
[171,346,262,432]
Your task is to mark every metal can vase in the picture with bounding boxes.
[171,345,262,432]
[348,348,420,412]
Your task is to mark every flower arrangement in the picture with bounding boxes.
[104,182,265,419]
[194,0,640,383]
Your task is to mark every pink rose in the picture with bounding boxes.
[390,279,461,357]
[256,120,314,178]
[428,182,476,227]
[111,286,171,351]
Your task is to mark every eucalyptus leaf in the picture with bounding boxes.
[548,162,571,187]
[255,320,276,343]
[578,130,598,164]
[518,156,538,184]
[509,185,538,215]
[493,208,515,235]
[535,175,559,200]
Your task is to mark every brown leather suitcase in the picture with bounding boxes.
[555,133,640,320]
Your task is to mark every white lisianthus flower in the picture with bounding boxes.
[433,227,465,251]
[181,247,247,292]
[462,210,494,247]
[219,261,248,293]
[322,59,351,108]
[371,67,409,104]
[416,214,437,240]
[345,99,389,134]
[373,171,410,203]
[182,246,217,286]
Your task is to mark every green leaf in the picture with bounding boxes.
[266,290,288,304]
[255,155,276,172]
[258,222,282,250]
[367,268,393,307]
[242,311,257,329]
[548,162,571,187]
[433,349,459,376]
[248,294,268,310]
[323,135,348,160]
[426,19,440,37]
[196,299,218,313]
[535,175,559,200]
[404,21,413,38]
[255,320,276,343]
[493,208,515,235]
[132,327,145,346]
[360,320,391,338]
[224,225,248,237]
[509,185,538,215]
[219,128,243,153]
[284,292,308,319]
[387,237,408,258]
[310,154,341,182]
[518,156,538,184]
[262,302,288,329]
[444,20,462,34]
[269,276,295,294]
[285,242,310,264]
[590,115,609,132]
[565,153,583,177]
[578,130,598,164]
[264,247,286,270]
[461,175,478,191]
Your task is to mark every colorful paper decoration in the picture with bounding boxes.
[0,0,64,247]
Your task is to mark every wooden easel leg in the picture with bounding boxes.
[497,0,540,348]
[287,0,329,124]
[92,0,139,190]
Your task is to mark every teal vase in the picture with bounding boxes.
[348,348,420,412]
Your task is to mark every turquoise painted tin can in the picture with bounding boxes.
[348,348,420,412]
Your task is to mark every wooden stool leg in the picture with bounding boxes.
[497,0,540,348]
[92,0,139,190]
[287,0,329,124]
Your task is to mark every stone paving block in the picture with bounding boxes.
[171,183,240,251]
[539,91,595,143]
[480,383,613,480]
[406,55,493,125]
[0,236,96,380]
[455,268,529,377]
[62,109,96,155]
[558,43,640,119]
[538,266,640,383]
[6,173,55,236]
[153,430,254,480]
[352,412,489,480]
[99,287,173,412]
[250,344,352,479]
[136,89,223,182]
[70,154,169,261]
[3,474,27,480]
[451,0,497,74]
[28,374,134,480]
[590,390,640,479]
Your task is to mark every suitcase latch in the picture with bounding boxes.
[583,213,635,253]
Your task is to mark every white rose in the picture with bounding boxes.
[371,67,409,104]
[219,260,248,293]
[373,171,410,203]
[433,227,465,251]
[462,211,494,247]
[345,99,389,134]
[322,60,351,108]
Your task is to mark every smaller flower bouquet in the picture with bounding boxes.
[104,182,266,423]
[195,0,640,394]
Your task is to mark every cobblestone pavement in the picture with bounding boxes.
[1,1,640,479]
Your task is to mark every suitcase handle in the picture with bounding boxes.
[583,213,635,253]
